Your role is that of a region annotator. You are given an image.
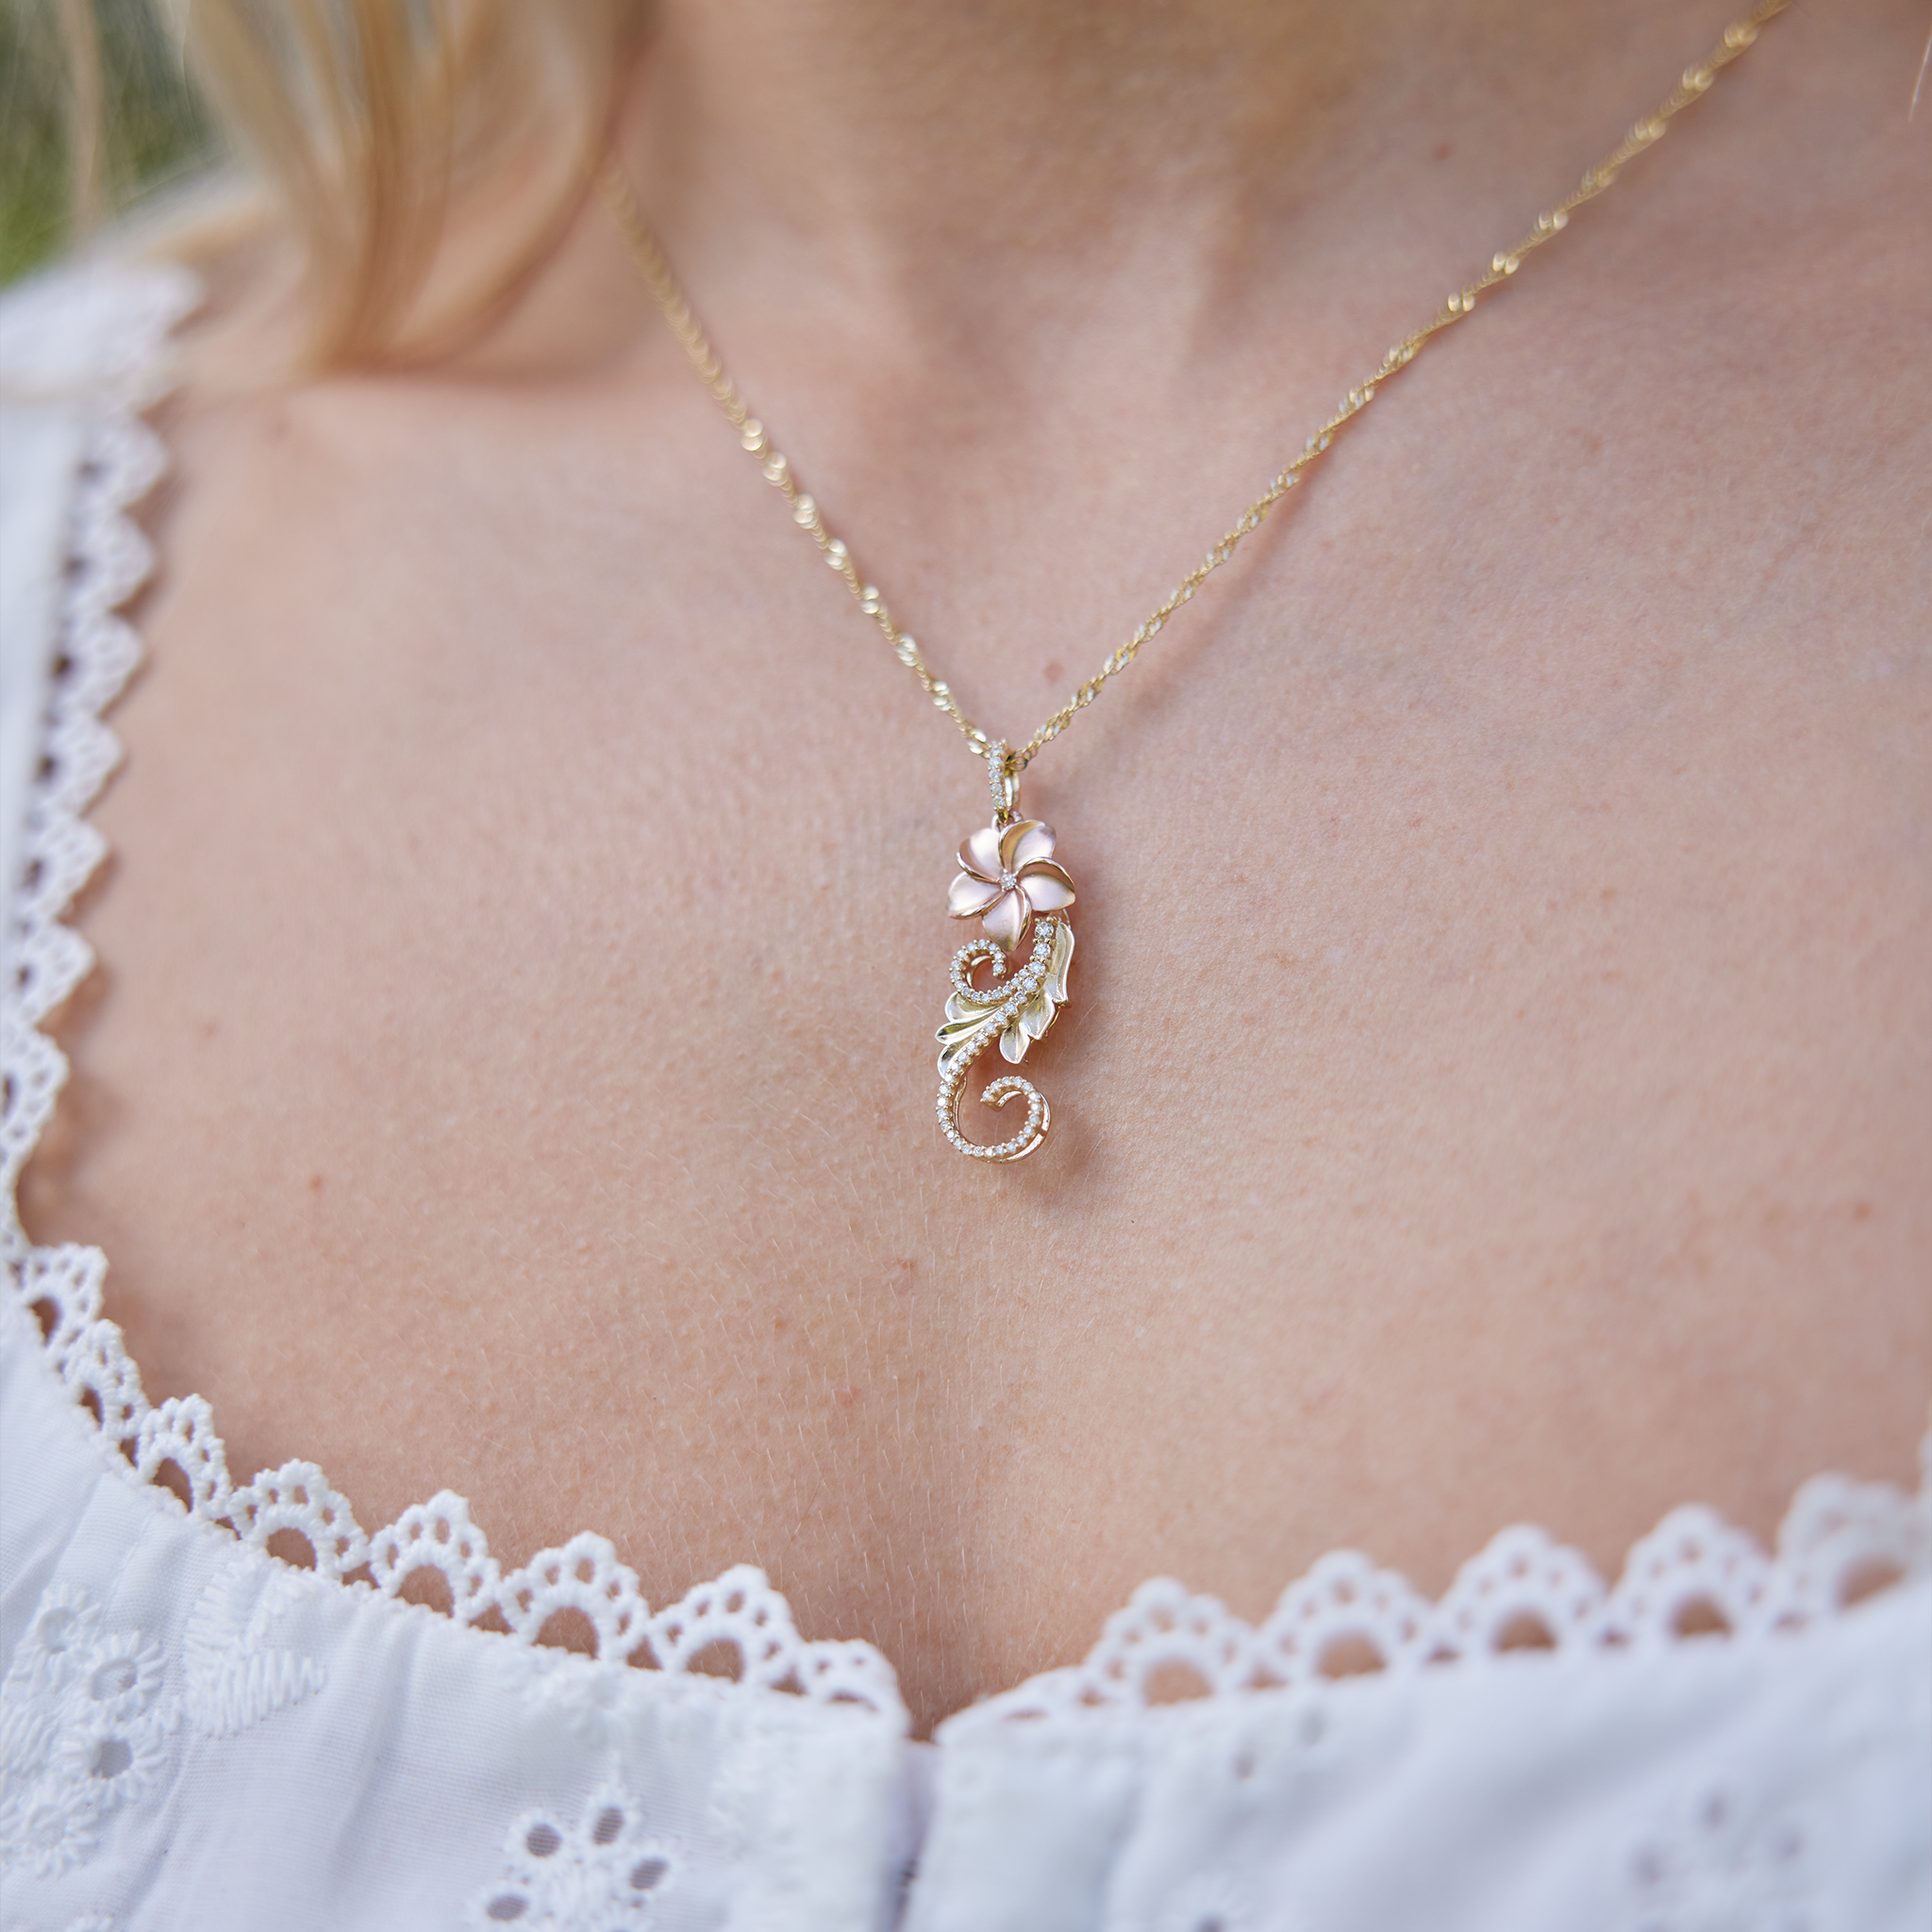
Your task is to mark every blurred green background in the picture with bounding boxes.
[1,0,215,286]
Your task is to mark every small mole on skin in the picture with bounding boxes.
[835,1386,861,1407]
[1042,659,1065,685]
[1432,141,1454,161]
[307,1173,325,1193]
[1853,1201,1873,1221]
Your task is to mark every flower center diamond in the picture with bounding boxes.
[999,871,1018,891]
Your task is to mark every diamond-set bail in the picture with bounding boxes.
[987,741,1021,824]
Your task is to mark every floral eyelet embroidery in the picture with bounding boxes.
[0,1587,176,1878]
[1623,1784,1813,1932]
[468,1786,677,1928]
[0,1561,326,1881]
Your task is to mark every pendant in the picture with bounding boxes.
[935,746,1076,1162]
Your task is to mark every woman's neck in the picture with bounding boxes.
[616,0,1705,368]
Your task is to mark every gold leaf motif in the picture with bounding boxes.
[1047,922,1074,1003]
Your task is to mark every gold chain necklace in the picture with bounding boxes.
[601,0,1787,1163]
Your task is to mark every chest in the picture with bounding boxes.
[19,278,1930,1730]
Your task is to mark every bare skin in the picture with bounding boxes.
[20,0,1931,1735]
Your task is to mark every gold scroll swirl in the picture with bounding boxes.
[934,920,1074,1162]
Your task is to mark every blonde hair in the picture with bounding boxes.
[79,0,645,363]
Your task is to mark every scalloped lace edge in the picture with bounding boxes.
[2,263,1926,1744]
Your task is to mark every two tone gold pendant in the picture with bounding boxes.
[935,747,1075,1162]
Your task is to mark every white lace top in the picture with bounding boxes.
[0,258,1926,1932]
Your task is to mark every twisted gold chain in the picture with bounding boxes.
[600,0,1788,784]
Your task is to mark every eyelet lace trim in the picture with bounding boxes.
[2,261,1925,1746]
[958,1447,1931,1727]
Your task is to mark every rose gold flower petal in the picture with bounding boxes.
[982,888,1030,953]
[1000,820,1054,872]
[1018,861,1075,910]
[961,825,1005,882]
[948,870,1003,917]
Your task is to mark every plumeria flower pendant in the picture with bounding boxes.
[935,746,1075,1162]
[946,820,1076,954]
